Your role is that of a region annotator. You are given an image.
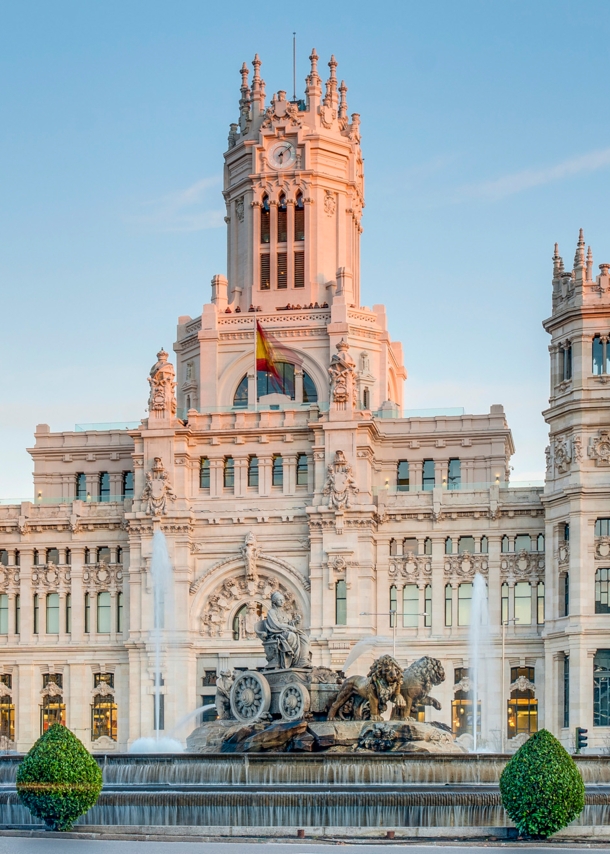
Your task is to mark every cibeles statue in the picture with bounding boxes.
[215,670,235,719]
[255,591,311,670]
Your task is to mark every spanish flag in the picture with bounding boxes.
[256,321,281,382]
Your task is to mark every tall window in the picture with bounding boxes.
[402,584,418,628]
[514,581,532,625]
[515,534,531,552]
[448,458,461,489]
[595,518,610,536]
[403,538,417,555]
[65,593,71,633]
[594,649,610,726]
[422,459,435,490]
[46,548,59,565]
[296,454,308,486]
[389,585,397,627]
[260,195,270,243]
[33,594,39,634]
[117,592,124,633]
[592,335,610,375]
[76,473,87,500]
[294,192,305,241]
[424,538,432,555]
[564,522,570,541]
[223,456,235,489]
[452,667,480,738]
[424,584,432,627]
[99,472,110,501]
[445,537,453,555]
[15,595,20,635]
[116,547,122,564]
[98,546,110,564]
[501,582,509,624]
[0,595,8,635]
[97,592,111,633]
[0,676,14,742]
[260,253,270,290]
[200,457,210,489]
[536,534,545,551]
[303,372,318,402]
[480,536,488,554]
[596,569,610,613]
[563,654,570,728]
[0,551,6,567]
[501,535,510,553]
[235,365,318,405]
[445,584,452,626]
[397,460,409,492]
[122,471,134,499]
[458,583,472,626]
[537,581,545,624]
[272,455,283,487]
[248,456,259,488]
[277,252,288,289]
[335,580,347,625]
[561,344,572,380]
[92,673,117,741]
[47,593,59,635]
[458,536,475,554]
[277,194,287,242]
[561,572,569,617]
[507,666,538,738]
[294,251,305,288]
[41,676,65,733]
[84,593,91,633]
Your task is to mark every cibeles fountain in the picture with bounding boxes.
[186,590,463,755]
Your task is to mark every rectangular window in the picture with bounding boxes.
[99,472,110,502]
[248,456,259,488]
[537,581,545,624]
[397,460,409,492]
[0,551,7,567]
[515,534,531,552]
[33,594,39,634]
[76,473,87,500]
[277,204,287,243]
[97,592,111,633]
[422,459,435,491]
[294,203,305,241]
[514,581,532,625]
[65,593,71,633]
[260,202,270,244]
[153,693,165,731]
[480,536,489,554]
[0,595,7,634]
[563,654,570,728]
[448,458,461,489]
[117,592,124,633]
[562,572,570,617]
[594,649,610,727]
[389,585,397,628]
[272,455,283,487]
[458,583,472,626]
[562,345,572,380]
[595,518,610,537]
[15,594,20,635]
[424,584,432,627]
[402,584,419,628]
[501,583,509,624]
[84,593,90,634]
[260,253,270,290]
[335,580,347,625]
[458,536,475,555]
[445,584,453,627]
[200,457,210,489]
[593,336,604,375]
[403,538,418,555]
[277,252,288,289]
[223,457,235,489]
[294,251,305,288]
[596,568,610,613]
[122,471,134,499]
[46,593,59,634]
[296,454,308,486]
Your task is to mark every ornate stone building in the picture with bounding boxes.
[1,51,609,752]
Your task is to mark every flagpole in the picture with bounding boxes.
[253,313,257,412]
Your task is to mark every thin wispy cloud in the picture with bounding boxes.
[454,147,610,202]
[128,176,224,232]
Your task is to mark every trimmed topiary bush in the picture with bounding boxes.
[500,728,584,839]
[16,724,103,831]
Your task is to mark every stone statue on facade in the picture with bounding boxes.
[215,670,235,719]
[141,457,176,517]
[255,591,311,669]
[324,450,358,510]
[148,348,177,419]
[328,339,356,408]
[241,531,260,582]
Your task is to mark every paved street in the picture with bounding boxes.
[0,838,607,854]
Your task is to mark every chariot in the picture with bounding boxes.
[229,666,341,724]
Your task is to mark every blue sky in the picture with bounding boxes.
[1,0,610,497]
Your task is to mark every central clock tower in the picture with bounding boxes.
[220,50,364,312]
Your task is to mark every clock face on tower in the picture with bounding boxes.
[267,141,296,170]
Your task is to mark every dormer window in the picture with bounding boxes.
[260,195,270,244]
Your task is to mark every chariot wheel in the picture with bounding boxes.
[230,671,271,723]
[278,682,310,722]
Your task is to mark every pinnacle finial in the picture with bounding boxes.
[553,242,563,277]
[240,62,249,90]
[309,48,319,79]
[339,80,348,119]
[574,228,586,267]
[328,55,338,79]
[252,54,261,81]
[587,245,594,280]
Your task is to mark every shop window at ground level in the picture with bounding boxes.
[0,696,15,742]
[91,696,117,741]
[452,693,481,738]
[41,696,65,734]
[507,694,537,739]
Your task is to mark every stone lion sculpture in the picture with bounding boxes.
[392,655,445,720]
[328,654,405,721]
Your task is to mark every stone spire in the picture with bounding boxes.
[587,245,594,281]
[306,48,321,109]
[338,80,348,121]
[552,243,562,279]
[251,53,266,115]
[324,55,339,109]
[574,228,586,288]
[238,61,251,132]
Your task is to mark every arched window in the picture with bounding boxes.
[403,538,417,555]
[223,456,234,489]
[402,584,418,628]
[389,538,397,556]
[41,694,65,733]
[294,192,305,241]
[596,568,610,614]
[507,666,537,738]
[97,592,111,633]
[335,580,347,625]
[97,546,110,564]
[515,534,531,552]
[363,388,370,409]
[537,533,545,551]
[458,536,475,555]
[389,585,397,627]
[233,376,248,408]
[186,394,191,410]
[501,582,509,624]
[445,584,452,626]
[424,538,432,555]
[277,194,287,243]
[116,547,122,564]
[302,371,317,402]
[561,344,572,380]
[234,365,318,405]
[260,194,270,244]
[451,667,480,738]
[480,536,489,554]
[46,548,59,565]
[272,455,283,487]
[501,535,510,553]
[248,456,259,488]
[46,593,59,635]
[296,454,308,486]
[445,537,453,555]
[232,602,263,640]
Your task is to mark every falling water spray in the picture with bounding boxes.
[469,573,490,752]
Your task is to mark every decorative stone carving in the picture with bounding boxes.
[30,563,70,591]
[454,677,472,694]
[260,91,302,129]
[545,445,552,476]
[241,531,261,582]
[141,457,176,517]
[91,681,115,698]
[554,436,572,473]
[328,340,357,409]
[558,542,570,566]
[500,550,545,582]
[147,349,177,419]
[328,655,405,722]
[235,196,245,222]
[573,434,582,462]
[82,563,123,592]
[215,670,235,720]
[200,574,300,638]
[255,591,311,669]
[0,565,20,592]
[588,430,610,466]
[595,538,610,560]
[324,190,336,216]
[444,553,489,579]
[389,555,432,581]
[41,681,63,699]
[323,450,358,510]
[510,675,535,694]
[190,549,310,595]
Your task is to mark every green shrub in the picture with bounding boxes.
[16,724,103,831]
[499,729,585,838]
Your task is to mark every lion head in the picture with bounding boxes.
[404,656,445,690]
[368,654,403,687]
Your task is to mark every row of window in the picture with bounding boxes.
[260,251,305,290]
[200,454,309,489]
[0,546,123,568]
[559,568,610,616]
[0,593,124,635]
[397,459,462,491]
[233,363,318,406]
[260,193,305,244]
[75,472,134,501]
[558,337,610,380]
[389,534,544,556]
[563,650,610,728]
